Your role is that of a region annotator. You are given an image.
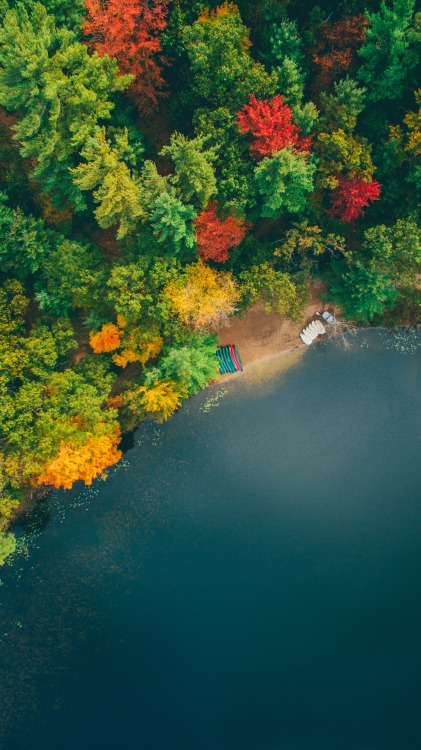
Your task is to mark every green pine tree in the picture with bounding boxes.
[319,78,366,133]
[148,191,197,257]
[255,147,316,218]
[161,132,217,210]
[0,2,131,209]
[147,334,219,395]
[0,192,53,276]
[329,261,398,322]
[357,0,420,102]
[72,127,144,238]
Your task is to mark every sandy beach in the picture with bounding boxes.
[216,279,327,382]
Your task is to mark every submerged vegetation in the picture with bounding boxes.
[0,0,420,560]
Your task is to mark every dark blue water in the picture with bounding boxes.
[1,332,420,750]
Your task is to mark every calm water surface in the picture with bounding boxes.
[1,332,420,750]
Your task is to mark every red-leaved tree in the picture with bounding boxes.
[83,0,169,113]
[329,175,381,222]
[237,94,313,158]
[195,202,247,263]
[312,15,368,90]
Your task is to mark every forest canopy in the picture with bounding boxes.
[0,0,420,562]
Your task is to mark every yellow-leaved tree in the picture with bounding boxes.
[164,260,240,330]
[125,380,185,423]
[404,89,421,156]
[112,328,163,368]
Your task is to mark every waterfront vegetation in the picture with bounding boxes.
[0,0,420,562]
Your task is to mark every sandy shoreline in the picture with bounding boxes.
[215,279,326,382]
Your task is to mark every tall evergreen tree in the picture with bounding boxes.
[161,133,218,210]
[72,127,144,238]
[0,2,131,209]
[357,0,420,101]
[147,335,219,395]
[0,193,53,276]
[148,191,197,256]
[319,78,366,133]
[138,160,169,206]
[261,18,306,107]
[255,147,316,218]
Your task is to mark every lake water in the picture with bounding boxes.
[1,331,420,750]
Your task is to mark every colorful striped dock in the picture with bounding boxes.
[216,345,243,374]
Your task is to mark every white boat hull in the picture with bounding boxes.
[300,332,314,345]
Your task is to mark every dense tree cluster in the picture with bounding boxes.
[0,0,420,561]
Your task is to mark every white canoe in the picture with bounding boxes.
[300,332,313,345]
[314,320,326,334]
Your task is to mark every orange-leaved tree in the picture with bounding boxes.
[312,15,368,90]
[90,319,163,367]
[237,94,313,158]
[195,202,247,263]
[164,261,240,329]
[83,0,170,113]
[37,431,122,490]
[89,323,121,353]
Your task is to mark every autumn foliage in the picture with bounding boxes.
[36,432,122,489]
[237,95,312,158]
[89,323,121,353]
[90,317,163,367]
[195,202,247,263]
[1,0,419,565]
[164,261,240,329]
[129,380,183,422]
[112,334,163,368]
[83,0,169,113]
[313,15,368,89]
[329,175,381,222]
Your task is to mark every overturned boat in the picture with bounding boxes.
[322,311,336,325]
[300,316,326,346]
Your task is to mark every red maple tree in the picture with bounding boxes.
[83,0,169,113]
[237,94,313,158]
[329,175,381,222]
[312,14,368,89]
[195,202,247,263]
